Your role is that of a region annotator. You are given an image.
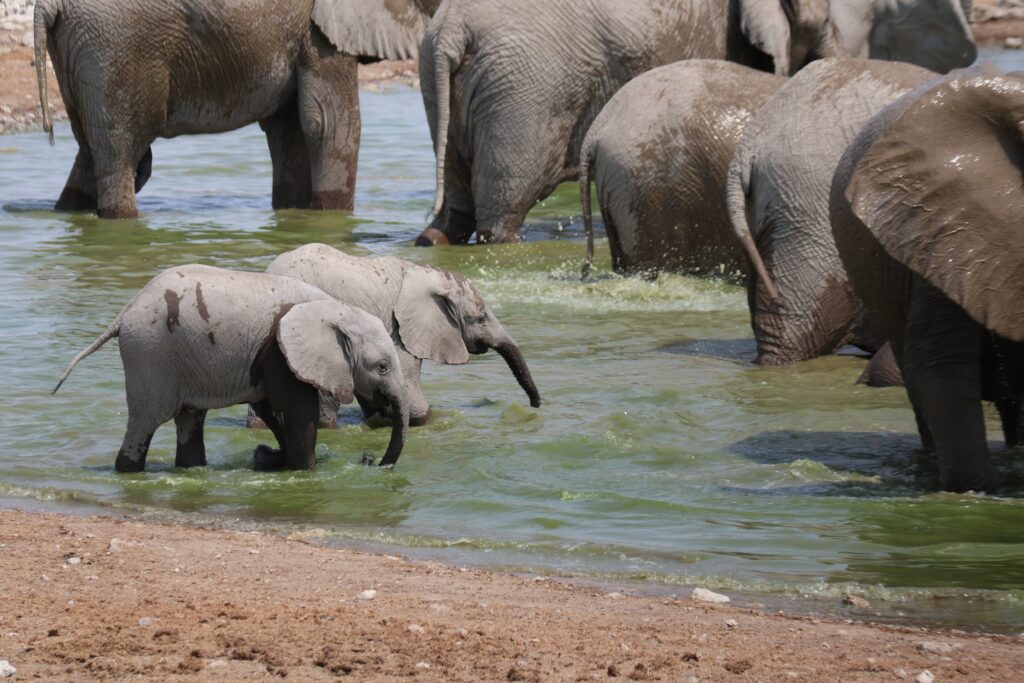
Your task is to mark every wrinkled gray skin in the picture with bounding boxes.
[417,0,975,246]
[725,58,935,365]
[831,70,1024,494]
[263,244,541,427]
[53,265,409,472]
[34,0,439,219]
[580,60,785,278]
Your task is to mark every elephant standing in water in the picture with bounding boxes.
[417,0,976,246]
[34,0,439,218]
[725,58,935,365]
[263,244,541,427]
[831,71,1024,494]
[53,265,409,472]
[580,61,785,277]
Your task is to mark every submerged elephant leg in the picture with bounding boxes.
[996,397,1021,448]
[298,46,359,210]
[174,407,207,468]
[903,279,997,493]
[418,144,477,246]
[261,102,313,209]
[114,415,158,473]
[55,107,97,211]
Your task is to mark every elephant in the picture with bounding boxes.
[33,0,439,219]
[416,0,976,246]
[830,69,1024,493]
[262,243,542,427]
[52,264,409,472]
[724,57,935,365]
[579,60,785,277]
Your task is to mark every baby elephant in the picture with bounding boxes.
[264,243,541,427]
[53,265,409,472]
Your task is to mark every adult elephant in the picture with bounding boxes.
[830,70,1024,494]
[263,243,541,427]
[580,60,786,277]
[417,0,976,246]
[725,58,935,365]
[34,0,439,219]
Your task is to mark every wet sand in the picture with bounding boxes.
[0,508,1021,681]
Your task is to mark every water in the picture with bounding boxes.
[2,57,1023,633]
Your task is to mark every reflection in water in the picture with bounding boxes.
[1,80,1023,631]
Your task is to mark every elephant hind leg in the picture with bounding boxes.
[55,106,97,211]
[114,415,159,473]
[260,102,313,209]
[174,407,207,468]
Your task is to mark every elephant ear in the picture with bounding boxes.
[739,0,792,76]
[394,266,469,365]
[868,0,976,73]
[312,0,434,61]
[276,300,367,404]
[845,73,1024,342]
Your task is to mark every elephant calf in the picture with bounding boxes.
[831,69,1024,493]
[580,60,785,277]
[54,265,409,472]
[263,244,542,427]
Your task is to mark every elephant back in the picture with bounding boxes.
[835,70,1024,343]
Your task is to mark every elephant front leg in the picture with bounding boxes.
[261,103,314,209]
[298,50,359,211]
[254,341,320,470]
[903,279,998,493]
[174,407,208,468]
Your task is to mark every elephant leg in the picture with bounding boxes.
[255,341,319,470]
[114,415,159,473]
[298,46,359,210]
[55,106,97,211]
[246,404,267,430]
[135,147,153,194]
[996,397,1021,448]
[174,407,207,468]
[250,400,287,471]
[417,143,477,246]
[92,140,145,219]
[260,101,314,209]
[902,278,997,493]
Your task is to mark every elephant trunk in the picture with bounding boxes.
[377,395,409,468]
[494,340,542,408]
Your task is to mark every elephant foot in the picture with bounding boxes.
[114,450,145,473]
[415,227,450,247]
[253,445,287,471]
[943,467,1000,495]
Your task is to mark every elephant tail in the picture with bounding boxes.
[579,130,598,280]
[34,0,56,144]
[725,143,780,303]
[428,1,465,218]
[52,317,121,394]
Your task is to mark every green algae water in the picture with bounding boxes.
[2,61,1023,633]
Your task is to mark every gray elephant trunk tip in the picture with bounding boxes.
[494,341,542,408]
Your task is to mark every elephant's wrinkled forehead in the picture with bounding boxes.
[433,266,487,310]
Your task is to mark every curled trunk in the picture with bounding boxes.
[377,397,409,468]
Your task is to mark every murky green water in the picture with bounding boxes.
[2,56,1023,632]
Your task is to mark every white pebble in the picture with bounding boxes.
[0,661,15,678]
[725,619,738,629]
[65,556,81,566]
[917,642,954,655]
[407,624,425,634]
[356,589,377,601]
[691,587,730,604]
[416,661,431,669]
[138,617,152,627]
[915,670,935,683]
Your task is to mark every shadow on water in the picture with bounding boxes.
[730,429,1024,498]
[660,337,758,364]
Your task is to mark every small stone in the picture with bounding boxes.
[416,661,430,669]
[619,642,630,653]
[894,668,908,678]
[606,592,624,599]
[725,619,738,629]
[685,678,699,683]
[248,548,259,555]
[917,642,954,655]
[607,664,620,677]
[1005,36,1023,50]
[786,673,799,679]
[691,587,730,604]
[915,671,934,683]
[356,589,377,601]
[0,661,15,678]
[65,556,81,565]
[138,617,152,627]
[19,31,31,47]
[407,623,425,634]
[842,594,870,609]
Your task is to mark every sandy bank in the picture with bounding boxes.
[0,508,1020,681]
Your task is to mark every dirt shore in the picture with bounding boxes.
[0,508,1020,682]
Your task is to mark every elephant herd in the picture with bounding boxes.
[38,0,1024,494]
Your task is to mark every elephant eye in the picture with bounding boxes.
[376,360,389,374]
